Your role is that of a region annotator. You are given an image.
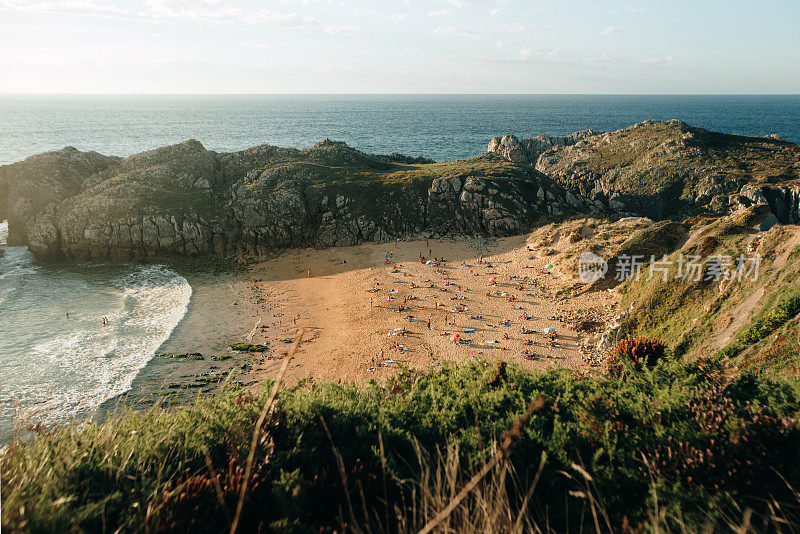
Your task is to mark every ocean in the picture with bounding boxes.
[0,94,799,165]
[1,94,799,440]
[0,221,191,442]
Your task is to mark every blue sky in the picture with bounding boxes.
[1,0,798,93]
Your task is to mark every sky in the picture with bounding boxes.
[0,0,798,94]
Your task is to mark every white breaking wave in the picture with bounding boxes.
[0,220,7,246]
[0,261,191,437]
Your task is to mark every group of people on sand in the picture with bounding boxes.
[364,241,575,373]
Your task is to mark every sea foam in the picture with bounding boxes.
[0,255,191,441]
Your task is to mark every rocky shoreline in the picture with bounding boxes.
[2,120,798,264]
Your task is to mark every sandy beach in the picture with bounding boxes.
[126,226,626,404]
[229,231,620,385]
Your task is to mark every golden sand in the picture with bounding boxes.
[241,234,620,384]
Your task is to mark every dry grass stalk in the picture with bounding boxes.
[416,395,545,534]
[229,327,303,534]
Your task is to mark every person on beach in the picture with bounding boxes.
[307,269,311,278]
[102,317,108,326]
[65,312,70,319]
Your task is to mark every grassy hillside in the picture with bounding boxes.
[3,358,800,533]
[243,141,544,191]
[619,209,800,376]
[539,120,800,198]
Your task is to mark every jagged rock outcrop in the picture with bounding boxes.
[0,147,120,246]
[1,139,587,262]
[490,120,800,221]
[5,120,799,264]
[371,152,435,165]
[487,130,599,167]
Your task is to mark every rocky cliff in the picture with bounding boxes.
[0,139,588,262]
[488,120,800,221]
[4,120,799,263]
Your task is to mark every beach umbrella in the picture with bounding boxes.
[543,327,557,334]
[450,333,460,342]
[545,264,554,270]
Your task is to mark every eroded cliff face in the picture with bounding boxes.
[2,139,589,262]
[0,147,120,246]
[6,121,799,263]
[489,120,800,221]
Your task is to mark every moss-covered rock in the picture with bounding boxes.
[230,343,269,352]
[2,139,587,262]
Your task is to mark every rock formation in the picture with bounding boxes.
[490,120,800,221]
[1,139,588,262]
[3,120,799,263]
[487,129,598,167]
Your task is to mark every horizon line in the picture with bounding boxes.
[1,92,800,97]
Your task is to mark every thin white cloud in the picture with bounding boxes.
[433,23,537,39]
[611,6,645,14]
[601,25,623,36]
[0,0,364,37]
[237,40,288,49]
[444,0,511,7]
[427,8,453,17]
[640,54,680,65]
[516,48,552,61]
[0,0,157,21]
[146,0,241,21]
[280,0,337,4]
[324,23,364,36]
[249,9,317,29]
[432,26,486,39]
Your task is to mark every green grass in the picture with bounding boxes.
[718,289,800,359]
[3,359,800,532]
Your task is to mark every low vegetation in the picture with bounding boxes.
[605,336,667,377]
[3,354,800,532]
[167,255,259,275]
[618,211,800,376]
[718,290,800,359]
[230,343,270,352]
[158,352,205,360]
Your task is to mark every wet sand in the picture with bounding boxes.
[102,271,280,413]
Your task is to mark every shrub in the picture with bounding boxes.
[2,360,800,532]
[606,336,667,377]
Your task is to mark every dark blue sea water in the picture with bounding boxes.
[0,94,798,165]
